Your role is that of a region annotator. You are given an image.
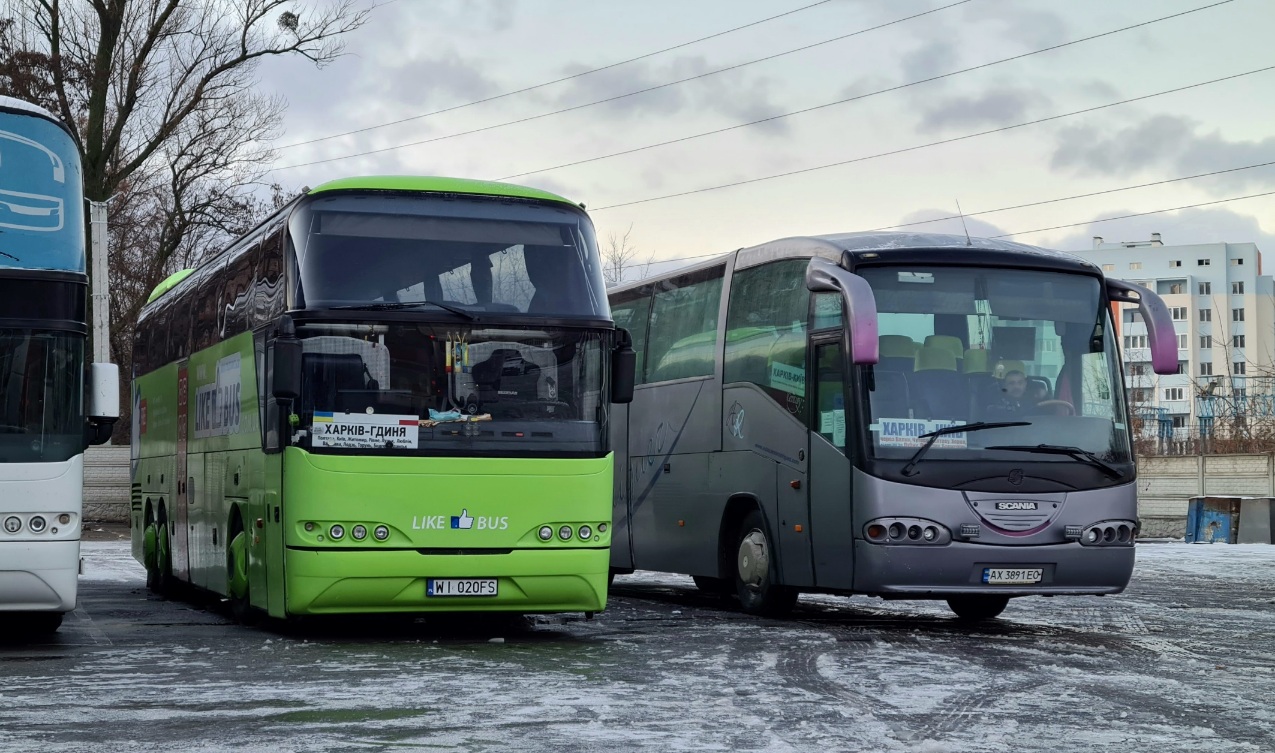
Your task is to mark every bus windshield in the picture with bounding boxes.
[858,266,1131,468]
[293,323,606,457]
[0,329,84,463]
[289,193,609,318]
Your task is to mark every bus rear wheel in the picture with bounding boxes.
[144,517,172,595]
[227,517,253,624]
[734,510,797,617]
[946,595,1010,621]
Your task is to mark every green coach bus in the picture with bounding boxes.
[130,176,635,621]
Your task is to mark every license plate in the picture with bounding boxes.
[982,568,1043,585]
[427,578,498,597]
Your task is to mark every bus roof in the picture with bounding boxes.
[307,176,581,208]
[141,176,588,309]
[146,268,196,304]
[608,231,1099,297]
[0,95,59,121]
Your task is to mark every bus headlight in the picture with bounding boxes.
[3,516,19,534]
[329,524,345,540]
[578,525,593,540]
[351,525,367,540]
[373,525,390,541]
[558,525,572,541]
[29,516,47,533]
[539,526,554,541]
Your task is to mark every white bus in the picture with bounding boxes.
[0,96,118,635]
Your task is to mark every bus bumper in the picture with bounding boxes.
[283,546,609,615]
[852,540,1135,597]
[0,541,79,612]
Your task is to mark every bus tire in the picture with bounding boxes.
[28,612,64,634]
[946,595,1010,621]
[3,611,64,636]
[146,514,173,595]
[227,515,253,625]
[733,510,797,617]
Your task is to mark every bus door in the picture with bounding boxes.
[171,361,192,581]
[808,338,855,590]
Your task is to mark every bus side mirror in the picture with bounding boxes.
[273,338,302,401]
[612,328,636,404]
[87,363,120,419]
[1107,279,1176,375]
[805,258,879,365]
[85,363,119,447]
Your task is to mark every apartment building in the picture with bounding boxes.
[1071,234,1274,434]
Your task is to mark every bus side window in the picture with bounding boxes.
[610,295,652,385]
[724,259,810,423]
[645,266,723,383]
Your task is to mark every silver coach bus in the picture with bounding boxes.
[607,232,1175,620]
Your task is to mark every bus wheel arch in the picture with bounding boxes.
[721,498,797,617]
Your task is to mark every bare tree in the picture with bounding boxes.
[4,1,367,439]
[601,223,653,287]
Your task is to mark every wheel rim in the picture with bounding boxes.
[228,531,249,601]
[737,529,769,591]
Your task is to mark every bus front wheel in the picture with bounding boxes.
[734,510,797,617]
[946,595,1010,621]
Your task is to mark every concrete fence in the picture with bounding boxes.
[81,445,1274,537]
[1137,454,1275,538]
[84,445,131,523]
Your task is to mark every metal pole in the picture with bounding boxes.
[88,199,110,365]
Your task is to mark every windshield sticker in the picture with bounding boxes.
[876,418,968,448]
[769,363,805,396]
[820,409,846,447]
[312,411,420,449]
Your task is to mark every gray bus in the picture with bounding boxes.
[607,232,1176,620]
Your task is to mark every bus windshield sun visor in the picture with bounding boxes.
[1106,279,1176,375]
[805,258,878,364]
[330,300,476,320]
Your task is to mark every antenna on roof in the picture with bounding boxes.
[955,199,972,247]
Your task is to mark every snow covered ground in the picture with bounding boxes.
[0,541,1272,752]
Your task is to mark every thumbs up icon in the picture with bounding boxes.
[451,509,475,530]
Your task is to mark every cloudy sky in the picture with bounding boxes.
[258,0,1275,275]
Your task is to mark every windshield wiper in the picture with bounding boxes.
[330,301,476,320]
[900,421,1031,477]
[984,444,1124,480]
